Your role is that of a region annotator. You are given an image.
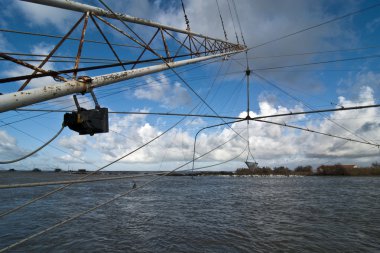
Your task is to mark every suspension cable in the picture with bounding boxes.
[227,0,240,44]
[0,110,190,218]
[248,2,380,50]
[0,58,222,129]
[0,28,170,52]
[180,0,191,31]
[253,54,380,71]
[231,0,246,46]
[0,143,246,189]
[252,71,379,146]
[0,51,221,84]
[0,117,107,170]
[0,124,65,164]
[254,119,380,148]
[0,128,243,253]
[97,0,248,144]
[192,119,246,173]
[192,144,247,171]
[90,14,126,71]
[0,0,241,217]
[0,173,161,189]
[215,0,228,41]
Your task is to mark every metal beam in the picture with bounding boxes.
[0,51,244,113]
[21,0,242,46]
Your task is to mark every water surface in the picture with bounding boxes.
[1,173,379,252]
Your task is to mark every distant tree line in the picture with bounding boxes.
[316,163,380,176]
[235,163,380,176]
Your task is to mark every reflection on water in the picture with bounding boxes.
[1,174,380,252]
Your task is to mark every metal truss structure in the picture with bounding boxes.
[0,0,246,112]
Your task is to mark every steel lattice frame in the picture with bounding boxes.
[0,0,246,112]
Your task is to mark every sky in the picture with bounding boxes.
[1,0,380,171]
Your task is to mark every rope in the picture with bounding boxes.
[0,125,65,164]
[215,0,228,41]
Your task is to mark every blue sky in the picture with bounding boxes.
[1,0,380,171]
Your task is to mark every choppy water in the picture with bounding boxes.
[1,173,380,252]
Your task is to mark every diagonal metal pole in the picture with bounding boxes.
[18,13,86,91]
[94,15,165,59]
[0,53,66,82]
[130,28,160,70]
[160,29,171,61]
[73,11,90,79]
[90,14,126,71]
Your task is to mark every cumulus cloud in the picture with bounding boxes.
[338,71,380,100]
[59,134,88,153]
[301,85,379,161]
[57,132,91,163]
[13,1,80,32]
[134,73,191,108]
[18,80,375,170]
[144,0,357,94]
[0,131,18,153]
[0,130,29,162]
[2,1,379,170]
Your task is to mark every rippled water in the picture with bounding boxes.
[1,174,380,252]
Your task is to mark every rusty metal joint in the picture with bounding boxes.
[77,75,93,94]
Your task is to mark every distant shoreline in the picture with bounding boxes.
[1,169,380,177]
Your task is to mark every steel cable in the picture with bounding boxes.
[0,124,65,164]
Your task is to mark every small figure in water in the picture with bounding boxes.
[132,181,137,189]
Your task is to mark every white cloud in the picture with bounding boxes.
[57,132,90,163]
[0,130,28,162]
[338,71,380,100]
[134,73,191,108]
[59,134,88,154]
[13,1,79,32]
[43,80,379,170]
[0,130,18,152]
[2,1,379,170]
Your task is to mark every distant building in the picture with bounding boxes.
[77,169,87,174]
